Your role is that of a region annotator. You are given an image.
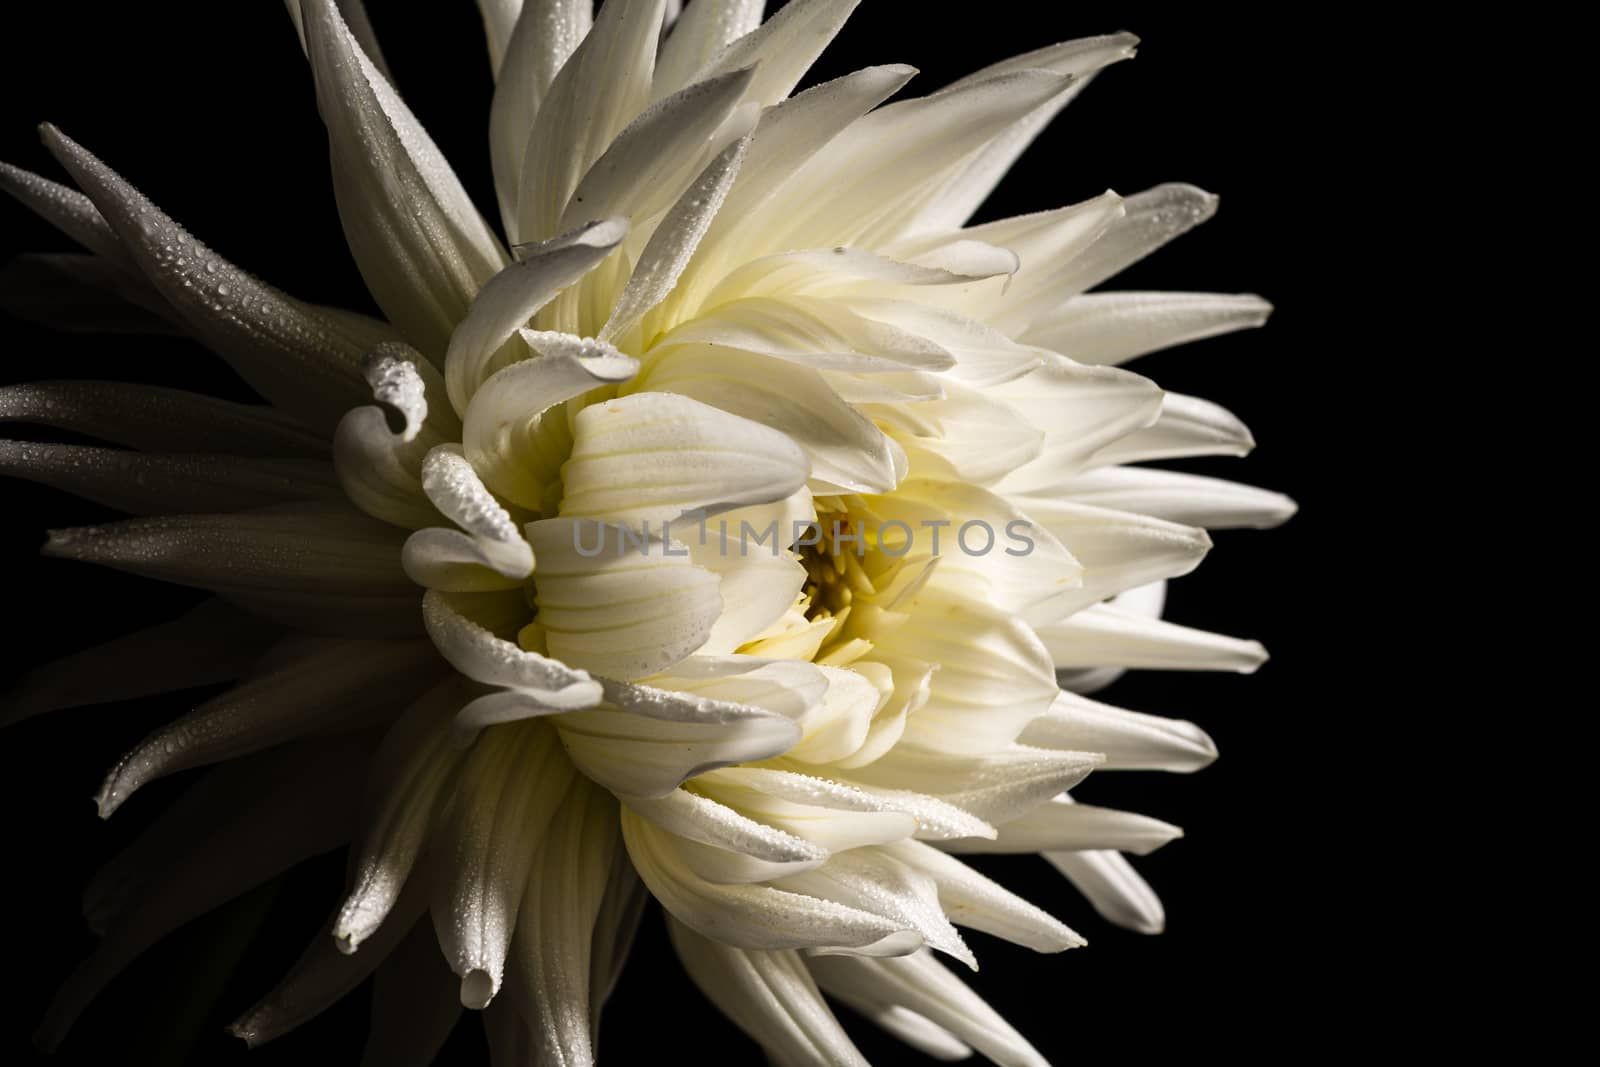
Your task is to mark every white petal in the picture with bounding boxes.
[622,807,914,954]
[867,589,1059,753]
[1089,391,1256,466]
[0,379,324,456]
[690,63,916,289]
[840,745,1102,826]
[0,600,274,728]
[476,0,525,78]
[866,479,1083,625]
[620,787,827,884]
[335,678,473,952]
[489,0,592,238]
[685,497,811,656]
[555,674,802,797]
[652,0,763,100]
[882,840,1084,953]
[462,332,638,509]
[773,849,974,968]
[35,738,369,1052]
[808,952,1050,1067]
[565,67,755,233]
[1044,850,1165,934]
[518,0,666,242]
[512,776,618,1065]
[444,217,629,414]
[0,440,337,514]
[828,999,971,1062]
[1026,291,1273,366]
[92,636,442,817]
[668,919,870,1067]
[40,126,370,432]
[286,0,393,81]
[361,919,464,1066]
[912,34,1139,233]
[431,720,575,1008]
[421,588,602,709]
[838,299,1044,386]
[43,505,419,636]
[303,0,509,357]
[524,517,724,681]
[1052,182,1219,296]
[1036,602,1269,676]
[1044,465,1297,529]
[601,132,751,343]
[560,392,809,528]
[1022,500,1212,619]
[948,795,1182,857]
[1020,691,1218,773]
[334,345,456,529]
[417,445,534,579]
[229,884,426,1047]
[986,354,1163,487]
[692,768,919,854]
[695,0,862,108]
[0,159,128,262]
[752,70,1071,251]
[638,344,899,495]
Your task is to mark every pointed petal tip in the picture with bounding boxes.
[225,1019,264,1049]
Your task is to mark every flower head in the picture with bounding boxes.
[2,1,1292,1062]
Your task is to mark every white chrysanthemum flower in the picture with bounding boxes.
[1,1,1293,1063]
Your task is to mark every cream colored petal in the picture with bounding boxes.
[421,588,602,709]
[1044,849,1165,935]
[637,344,899,495]
[1051,182,1219,296]
[41,126,370,432]
[92,636,441,817]
[1026,291,1272,366]
[622,807,916,954]
[303,0,508,358]
[462,332,637,509]
[444,218,629,414]
[651,0,763,100]
[1044,465,1297,529]
[489,0,591,238]
[0,601,275,728]
[839,744,1102,826]
[808,951,1050,1067]
[948,795,1182,857]
[431,720,575,1009]
[511,777,618,1066]
[525,517,724,681]
[1088,391,1256,466]
[881,840,1084,953]
[334,677,472,952]
[43,505,419,637]
[0,379,323,456]
[518,0,666,241]
[1019,691,1218,773]
[601,132,751,343]
[1022,500,1212,620]
[564,67,754,233]
[0,441,338,515]
[1035,601,1268,676]
[559,392,810,529]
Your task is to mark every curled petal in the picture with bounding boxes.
[444,218,629,414]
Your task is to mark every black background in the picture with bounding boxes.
[0,3,1358,1063]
